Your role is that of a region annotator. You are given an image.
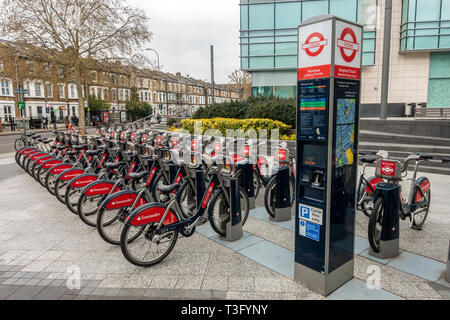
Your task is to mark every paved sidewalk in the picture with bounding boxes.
[0,157,448,300]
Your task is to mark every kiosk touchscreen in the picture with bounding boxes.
[294,15,362,296]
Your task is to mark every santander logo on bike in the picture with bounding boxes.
[380,161,396,176]
[136,212,160,221]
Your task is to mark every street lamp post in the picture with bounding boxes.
[145,48,163,117]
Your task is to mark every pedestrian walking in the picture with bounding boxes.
[51,112,57,130]
[65,115,69,128]
[9,116,16,131]
[43,117,48,130]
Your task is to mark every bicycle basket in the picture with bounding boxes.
[375,159,402,180]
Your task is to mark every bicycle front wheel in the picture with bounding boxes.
[368,197,384,253]
[120,222,178,267]
[263,175,295,218]
[412,188,431,230]
[209,187,250,237]
[14,138,26,151]
[78,193,106,227]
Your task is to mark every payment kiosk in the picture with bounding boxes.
[294,15,362,296]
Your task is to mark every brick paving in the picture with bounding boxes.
[0,156,449,300]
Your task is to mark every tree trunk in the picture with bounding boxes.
[74,67,86,132]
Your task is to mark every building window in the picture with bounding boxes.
[103,72,108,84]
[58,67,64,78]
[1,79,10,96]
[92,71,97,82]
[111,74,116,84]
[97,88,102,100]
[125,90,129,101]
[70,85,75,98]
[112,89,116,101]
[401,0,450,51]
[120,76,125,86]
[35,83,42,97]
[58,85,65,98]
[46,84,53,98]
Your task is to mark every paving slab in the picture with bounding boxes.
[387,251,446,282]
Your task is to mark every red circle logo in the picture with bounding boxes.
[337,28,359,63]
[302,32,328,57]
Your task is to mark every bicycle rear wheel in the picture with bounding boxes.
[368,197,384,253]
[120,222,178,267]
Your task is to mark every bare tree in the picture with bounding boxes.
[0,0,152,131]
[228,69,252,100]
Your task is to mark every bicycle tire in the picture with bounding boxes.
[97,207,144,245]
[412,188,431,230]
[368,197,384,253]
[14,138,26,151]
[151,173,169,203]
[54,176,70,203]
[263,174,295,218]
[65,184,83,215]
[209,186,250,237]
[77,193,107,227]
[177,180,197,218]
[120,220,178,267]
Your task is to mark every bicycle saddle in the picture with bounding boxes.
[105,162,124,169]
[443,157,450,163]
[157,183,181,195]
[66,150,77,156]
[85,150,100,156]
[56,145,67,150]
[73,144,88,150]
[128,172,147,181]
[359,156,378,164]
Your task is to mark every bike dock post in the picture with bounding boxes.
[168,162,179,184]
[271,165,292,222]
[237,161,255,210]
[222,176,243,242]
[193,168,206,211]
[369,183,400,259]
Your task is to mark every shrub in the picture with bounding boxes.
[167,118,177,127]
[180,118,291,138]
[192,96,296,127]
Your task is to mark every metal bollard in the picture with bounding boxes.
[271,166,292,222]
[369,183,400,259]
[237,161,255,210]
[222,176,243,241]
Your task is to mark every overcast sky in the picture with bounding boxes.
[128,0,240,84]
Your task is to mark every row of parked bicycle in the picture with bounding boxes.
[14,125,449,261]
[14,127,295,267]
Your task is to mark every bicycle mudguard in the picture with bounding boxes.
[24,150,41,159]
[29,152,48,162]
[39,159,63,170]
[364,176,384,194]
[17,146,34,154]
[124,203,178,227]
[413,177,430,204]
[56,167,85,182]
[81,180,121,196]
[99,190,147,211]
[19,147,36,155]
[47,163,72,174]
[34,155,55,166]
[67,173,99,189]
